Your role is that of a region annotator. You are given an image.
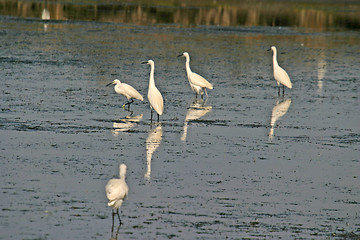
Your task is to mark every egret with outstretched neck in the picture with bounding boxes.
[178,52,213,98]
[268,46,292,95]
[105,164,129,230]
[142,60,164,122]
[106,79,143,110]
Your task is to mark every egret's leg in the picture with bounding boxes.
[150,108,153,122]
[116,209,122,225]
[123,99,134,111]
[111,210,116,232]
[277,82,280,96]
[282,85,285,95]
[204,88,208,98]
[111,224,121,239]
[157,114,160,122]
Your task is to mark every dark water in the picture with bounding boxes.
[1,1,360,239]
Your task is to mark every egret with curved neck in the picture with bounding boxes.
[106,79,143,111]
[178,52,213,98]
[268,46,292,95]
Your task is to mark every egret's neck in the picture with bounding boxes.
[119,169,126,180]
[272,50,279,68]
[185,56,192,75]
[149,63,155,87]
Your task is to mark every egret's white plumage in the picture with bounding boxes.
[105,164,128,226]
[178,52,213,97]
[269,46,292,94]
[142,60,164,121]
[106,79,143,109]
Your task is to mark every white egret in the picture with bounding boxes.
[178,52,213,98]
[106,79,143,110]
[142,60,164,122]
[105,164,129,228]
[269,46,292,95]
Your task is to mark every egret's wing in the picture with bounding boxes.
[189,72,213,89]
[105,179,128,201]
[122,83,144,101]
[274,66,292,89]
[148,87,164,115]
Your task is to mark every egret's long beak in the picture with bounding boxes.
[141,61,148,64]
[177,54,183,57]
[105,82,113,87]
[267,48,271,51]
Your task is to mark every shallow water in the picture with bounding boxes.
[1,2,360,240]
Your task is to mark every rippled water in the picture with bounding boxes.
[1,6,360,240]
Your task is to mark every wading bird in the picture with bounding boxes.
[105,164,129,229]
[268,46,292,95]
[106,79,143,110]
[142,60,164,122]
[178,52,213,98]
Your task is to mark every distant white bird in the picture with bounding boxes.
[269,46,292,95]
[41,8,50,20]
[105,164,129,228]
[178,52,213,98]
[142,60,164,122]
[106,79,143,110]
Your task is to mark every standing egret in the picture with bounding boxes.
[106,79,143,110]
[105,164,129,229]
[268,46,292,95]
[178,52,213,98]
[142,60,164,122]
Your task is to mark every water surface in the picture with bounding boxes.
[1,1,360,239]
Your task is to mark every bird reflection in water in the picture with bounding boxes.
[112,114,143,136]
[181,98,212,141]
[145,123,163,181]
[41,1,50,31]
[317,51,326,96]
[268,98,292,141]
